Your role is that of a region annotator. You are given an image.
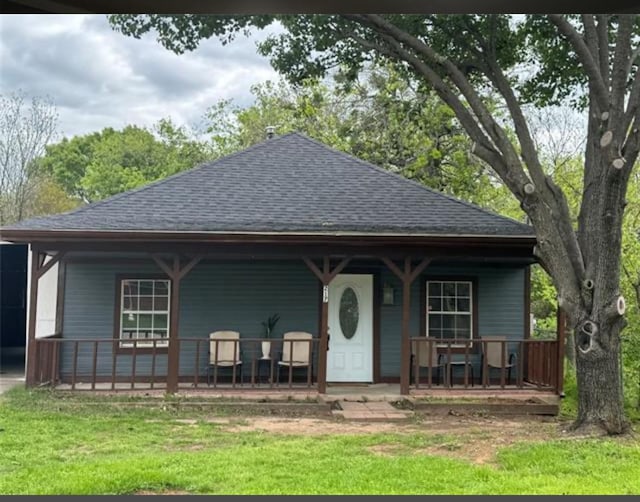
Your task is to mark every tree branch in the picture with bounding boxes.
[623,106,640,166]
[610,15,634,124]
[548,14,609,111]
[582,15,600,61]
[596,15,610,89]
[459,25,587,281]
[355,14,524,172]
[339,21,502,164]
[620,71,640,145]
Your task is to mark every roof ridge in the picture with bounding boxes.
[25,133,297,223]
[292,132,530,230]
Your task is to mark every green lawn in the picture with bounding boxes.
[0,388,638,495]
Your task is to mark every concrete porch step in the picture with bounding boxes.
[331,400,412,421]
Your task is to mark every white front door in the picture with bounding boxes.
[327,274,373,382]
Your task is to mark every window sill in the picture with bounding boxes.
[115,344,169,355]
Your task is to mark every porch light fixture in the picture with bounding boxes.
[382,283,395,305]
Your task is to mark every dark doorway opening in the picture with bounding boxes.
[1,243,27,375]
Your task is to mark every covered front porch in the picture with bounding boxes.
[26,237,564,399]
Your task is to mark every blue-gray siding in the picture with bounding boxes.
[60,260,525,380]
[379,265,525,378]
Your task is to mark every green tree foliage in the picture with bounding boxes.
[25,176,79,219]
[40,119,213,202]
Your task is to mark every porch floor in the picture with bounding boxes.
[51,381,558,404]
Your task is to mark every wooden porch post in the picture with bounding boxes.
[25,248,66,387]
[303,256,351,394]
[25,250,42,386]
[167,257,181,394]
[318,258,330,394]
[381,256,431,395]
[401,258,412,396]
[152,254,203,394]
[556,306,566,395]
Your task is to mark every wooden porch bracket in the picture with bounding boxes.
[151,253,203,393]
[302,256,351,393]
[26,249,67,386]
[380,256,432,395]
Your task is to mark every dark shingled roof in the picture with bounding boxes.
[4,132,534,237]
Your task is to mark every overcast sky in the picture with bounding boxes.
[0,14,281,139]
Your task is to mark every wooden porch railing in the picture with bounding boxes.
[409,337,562,393]
[33,335,561,393]
[33,333,62,386]
[32,336,320,391]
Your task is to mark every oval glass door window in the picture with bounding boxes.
[339,287,359,340]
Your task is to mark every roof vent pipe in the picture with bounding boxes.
[265,125,276,139]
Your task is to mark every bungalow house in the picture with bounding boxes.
[0,132,564,397]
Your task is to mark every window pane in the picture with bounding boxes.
[154,296,168,311]
[442,297,456,312]
[154,280,169,295]
[428,282,441,297]
[456,329,471,339]
[153,314,167,329]
[457,298,470,313]
[139,314,152,329]
[121,330,134,340]
[429,314,442,329]
[443,315,455,329]
[456,315,471,331]
[442,329,456,340]
[428,326,441,338]
[457,282,470,297]
[151,329,167,338]
[443,282,456,297]
[124,296,138,311]
[122,313,137,329]
[339,287,359,340]
[428,298,441,312]
[139,297,153,311]
[139,281,154,295]
[123,280,138,296]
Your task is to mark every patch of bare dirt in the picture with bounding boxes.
[221,413,560,465]
[368,415,558,465]
[224,417,410,435]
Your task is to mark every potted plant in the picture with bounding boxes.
[260,313,280,359]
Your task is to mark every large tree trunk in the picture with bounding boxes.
[571,309,629,434]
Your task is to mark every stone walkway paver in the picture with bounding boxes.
[332,400,412,421]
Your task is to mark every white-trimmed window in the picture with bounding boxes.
[119,278,170,348]
[426,280,473,344]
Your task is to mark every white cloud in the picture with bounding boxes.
[0,14,281,138]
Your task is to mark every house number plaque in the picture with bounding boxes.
[323,285,329,303]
